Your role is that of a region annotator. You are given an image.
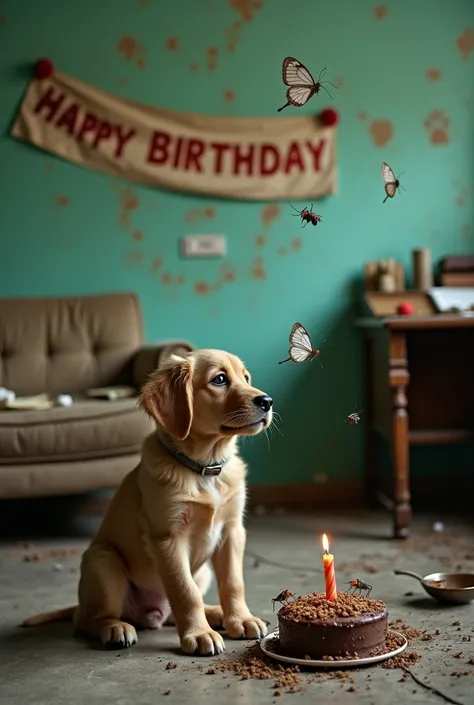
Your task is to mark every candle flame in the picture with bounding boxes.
[322,533,329,554]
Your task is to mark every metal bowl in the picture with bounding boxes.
[394,569,474,605]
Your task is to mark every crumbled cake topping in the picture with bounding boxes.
[278,591,387,621]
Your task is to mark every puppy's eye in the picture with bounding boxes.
[211,373,228,387]
[244,374,250,383]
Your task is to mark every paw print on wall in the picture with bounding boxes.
[424,110,450,145]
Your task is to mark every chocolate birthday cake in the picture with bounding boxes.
[278,592,388,660]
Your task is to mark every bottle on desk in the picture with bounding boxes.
[412,248,433,290]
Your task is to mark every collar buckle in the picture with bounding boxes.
[201,465,223,477]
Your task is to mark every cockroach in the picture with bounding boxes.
[345,578,372,597]
[290,204,322,227]
[271,589,296,612]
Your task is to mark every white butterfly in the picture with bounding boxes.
[381,162,405,203]
[279,322,322,364]
[277,57,337,112]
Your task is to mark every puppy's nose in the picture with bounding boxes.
[253,395,273,412]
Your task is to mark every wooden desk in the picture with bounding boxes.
[356,314,474,539]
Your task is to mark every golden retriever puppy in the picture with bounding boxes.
[23,349,273,656]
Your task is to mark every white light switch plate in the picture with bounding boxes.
[181,235,226,258]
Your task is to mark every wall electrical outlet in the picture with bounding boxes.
[181,235,227,258]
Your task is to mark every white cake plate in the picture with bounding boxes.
[260,629,407,668]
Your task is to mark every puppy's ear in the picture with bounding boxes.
[139,357,194,440]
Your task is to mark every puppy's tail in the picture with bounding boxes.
[21,605,77,627]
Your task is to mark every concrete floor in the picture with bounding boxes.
[0,509,473,705]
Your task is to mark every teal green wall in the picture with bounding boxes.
[1,1,473,486]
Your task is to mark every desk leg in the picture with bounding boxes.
[390,335,411,539]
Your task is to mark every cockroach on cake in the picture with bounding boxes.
[271,589,296,612]
[345,578,372,597]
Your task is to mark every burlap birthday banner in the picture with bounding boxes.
[11,72,337,200]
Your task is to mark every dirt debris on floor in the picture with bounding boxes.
[1,510,474,704]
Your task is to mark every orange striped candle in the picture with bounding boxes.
[322,533,337,601]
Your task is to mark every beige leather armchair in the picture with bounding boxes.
[0,292,193,498]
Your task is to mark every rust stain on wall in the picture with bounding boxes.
[132,230,143,242]
[278,247,288,257]
[54,194,70,207]
[116,76,127,86]
[119,187,140,228]
[224,21,241,52]
[151,256,163,272]
[184,207,216,223]
[0,15,6,27]
[426,68,442,82]
[220,264,236,283]
[290,237,302,251]
[454,181,470,207]
[261,204,281,228]
[117,35,146,69]
[125,252,144,266]
[368,119,393,147]
[189,62,199,72]
[139,0,149,5]
[166,37,179,51]
[461,223,471,240]
[194,281,210,295]
[456,28,474,60]
[373,5,388,20]
[255,234,266,247]
[230,0,262,22]
[357,111,367,122]
[206,47,218,71]
[160,272,187,286]
[44,162,54,172]
[224,0,263,52]
[224,89,235,103]
[250,256,266,280]
[424,110,449,145]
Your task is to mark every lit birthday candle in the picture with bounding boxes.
[322,533,337,601]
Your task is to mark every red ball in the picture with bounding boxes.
[320,108,339,127]
[34,58,54,79]
[397,302,414,316]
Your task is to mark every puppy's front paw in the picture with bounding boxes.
[101,621,137,649]
[181,627,225,656]
[225,615,268,640]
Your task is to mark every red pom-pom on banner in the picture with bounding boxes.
[319,108,339,127]
[34,58,54,79]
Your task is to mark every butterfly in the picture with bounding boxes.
[345,406,363,425]
[278,322,322,364]
[381,162,405,203]
[291,204,322,227]
[277,57,337,112]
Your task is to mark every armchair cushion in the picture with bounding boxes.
[0,399,154,465]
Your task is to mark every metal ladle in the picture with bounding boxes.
[394,569,474,605]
